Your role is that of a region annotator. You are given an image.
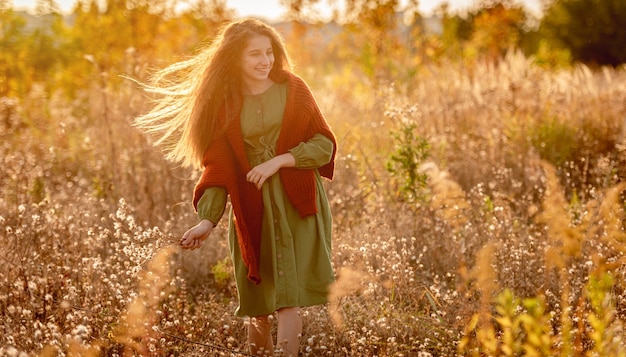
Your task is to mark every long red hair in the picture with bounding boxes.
[134,18,292,169]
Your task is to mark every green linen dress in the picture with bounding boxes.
[196,82,335,317]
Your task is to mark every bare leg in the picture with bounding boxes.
[248,315,274,356]
[276,307,302,356]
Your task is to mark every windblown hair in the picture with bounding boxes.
[134,18,292,169]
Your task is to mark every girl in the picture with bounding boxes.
[134,18,337,356]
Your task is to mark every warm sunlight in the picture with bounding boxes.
[6,0,624,355]
[11,0,543,18]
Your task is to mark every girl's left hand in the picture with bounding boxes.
[246,153,295,190]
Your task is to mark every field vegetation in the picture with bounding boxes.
[2,0,626,355]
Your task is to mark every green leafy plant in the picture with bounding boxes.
[459,289,555,356]
[211,256,233,287]
[386,121,431,203]
[586,272,626,357]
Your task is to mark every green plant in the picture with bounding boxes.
[386,120,431,203]
[586,272,626,356]
[211,256,233,287]
[459,288,555,356]
[530,118,578,167]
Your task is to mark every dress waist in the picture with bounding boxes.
[247,136,276,165]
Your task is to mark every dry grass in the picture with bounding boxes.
[1,52,625,355]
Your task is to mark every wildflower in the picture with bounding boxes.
[5,346,19,357]
[27,281,37,291]
[72,325,90,342]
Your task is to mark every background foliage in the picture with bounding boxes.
[2,0,626,355]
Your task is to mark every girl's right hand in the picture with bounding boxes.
[180,219,213,250]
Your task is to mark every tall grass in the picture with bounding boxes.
[1,51,625,355]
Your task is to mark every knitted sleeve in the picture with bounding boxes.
[277,73,337,180]
[192,135,237,210]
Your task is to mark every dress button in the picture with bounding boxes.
[277,254,282,259]
[279,271,284,276]
[275,236,279,241]
[256,109,261,114]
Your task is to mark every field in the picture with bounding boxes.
[2,47,626,356]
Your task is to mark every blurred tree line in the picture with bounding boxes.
[1,0,231,99]
[2,0,625,113]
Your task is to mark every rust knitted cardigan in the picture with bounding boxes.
[192,69,337,284]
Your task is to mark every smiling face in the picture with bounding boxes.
[240,34,275,93]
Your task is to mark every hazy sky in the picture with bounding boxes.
[11,0,544,18]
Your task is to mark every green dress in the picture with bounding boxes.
[197,82,335,317]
